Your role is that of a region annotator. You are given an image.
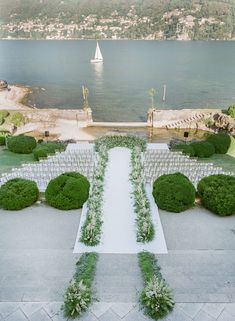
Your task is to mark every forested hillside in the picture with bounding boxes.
[0,0,235,39]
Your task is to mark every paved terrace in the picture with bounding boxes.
[0,144,235,320]
[0,204,235,320]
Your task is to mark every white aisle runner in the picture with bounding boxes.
[74,147,167,253]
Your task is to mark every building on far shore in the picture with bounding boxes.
[0,80,8,91]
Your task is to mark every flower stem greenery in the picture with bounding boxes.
[63,252,98,318]
[131,147,155,242]
[81,135,148,246]
[138,251,174,320]
[95,135,147,152]
[80,146,108,245]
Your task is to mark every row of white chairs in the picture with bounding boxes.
[0,148,97,192]
[143,149,234,186]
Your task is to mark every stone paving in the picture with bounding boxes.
[1,203,235,320]
[0,302,235,321]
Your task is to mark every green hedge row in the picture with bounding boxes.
[172,133,231,158]
[138,251,174,320]
[33,142,65,160]
[153,172,235,216]
[63,253,98,318]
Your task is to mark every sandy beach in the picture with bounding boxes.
[0,85,32,110]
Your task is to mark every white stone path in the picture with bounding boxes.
[74,147,167,254]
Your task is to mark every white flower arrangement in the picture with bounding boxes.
[80,145,108,246]
[81,136,149,246]
[130,146,155,242]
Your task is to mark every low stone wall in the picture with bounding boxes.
[20,108,93,124]
[147,108,235,134]
[149,109,219,128]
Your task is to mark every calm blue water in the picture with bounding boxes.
[0,40,235,121]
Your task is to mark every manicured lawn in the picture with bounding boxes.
[0,146,35,174]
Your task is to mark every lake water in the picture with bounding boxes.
[0,40,235,121]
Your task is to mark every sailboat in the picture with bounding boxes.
[90,42,103,63]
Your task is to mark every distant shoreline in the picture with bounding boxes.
[1,84,234,140]
[1,39,235,41]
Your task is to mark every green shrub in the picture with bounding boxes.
[0,116,4,125]
[228,104,235,118]
[0,110,9,119]
[0,178,39,210]
[33,142,65,160]
[190,141,215,158]
[63,253,98,318]
[45,172,90,210]
[7,135,37,154]
[153,173,196,213]
[9,112,25,127]
[172,144,195,157]
[198,174,235,216]
[138,252,174,320]
[206,133,231,154]
[0,136,6,145]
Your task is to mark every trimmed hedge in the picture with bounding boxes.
[63,253,98,318]
[138,251,174,320]
[0,136,6,146]
[33,142,65,160]
[45,172,90,210]
[198,174,235,216]
[206,133,231,154]
[172,144,195,157]
[153,173,196,213]
[7,135,37,154]
[190,141,215,158]
[0,178,39,210]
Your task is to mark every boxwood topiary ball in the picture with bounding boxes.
[0,178,39,210]
[206,133,231,154]
[7,135,37,154]
[45,172,90,210]
[189,141,215,158]
[152,172,196,213]
[197,174,235,216]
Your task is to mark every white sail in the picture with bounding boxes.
[91,42,103,63]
